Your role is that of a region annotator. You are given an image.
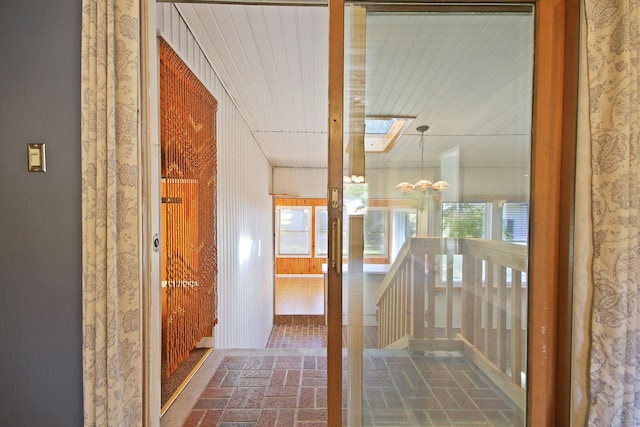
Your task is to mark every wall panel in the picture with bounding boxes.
[0,1,83,425]
[157,4,274,349]
[272,167,327,198]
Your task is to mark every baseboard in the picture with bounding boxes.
[275,314,325,325]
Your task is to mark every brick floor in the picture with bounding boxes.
[162,326,524,426]
[266,325,379,349]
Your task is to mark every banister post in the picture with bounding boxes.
[411,252,425,340]
[426,254,436,339]
[461,252,475,343]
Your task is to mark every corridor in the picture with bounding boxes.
[161,325,523,426]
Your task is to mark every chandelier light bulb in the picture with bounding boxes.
[432,180,450,191]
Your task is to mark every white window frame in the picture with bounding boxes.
[317,206,349,256]
[441,202,493,239]
[315,206,329,258]
[440,202,493,284]
[390,208,417,262]
[502,202,529,243]
[364,207,388,259]
[275,206,312,257]
[317,205,399,260]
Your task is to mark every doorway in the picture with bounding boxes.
[142,1,576,425]
[157,37,218,412]
[274,197,328,324]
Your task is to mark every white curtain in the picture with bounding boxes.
[81,0,142,425]
[577,0,640,424]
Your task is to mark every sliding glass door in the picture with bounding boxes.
[326,0,573,424]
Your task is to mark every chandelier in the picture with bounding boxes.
[396,125,450,211]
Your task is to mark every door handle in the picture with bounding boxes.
[331,218,342,274]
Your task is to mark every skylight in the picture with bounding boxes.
[365,118,395,134]
[363,117,415,153]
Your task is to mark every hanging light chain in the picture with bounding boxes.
[420,129,425,178]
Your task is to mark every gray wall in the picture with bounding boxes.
[0,1,83,426]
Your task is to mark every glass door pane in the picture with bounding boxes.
[343,4,534,425]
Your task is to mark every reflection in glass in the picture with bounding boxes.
[343,4,533,426]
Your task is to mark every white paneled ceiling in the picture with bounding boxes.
[177,4,534,170]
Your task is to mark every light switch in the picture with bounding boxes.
[28,143,46,172]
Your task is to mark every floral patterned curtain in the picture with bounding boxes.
[81,0,142,425]
[578,0,640,424]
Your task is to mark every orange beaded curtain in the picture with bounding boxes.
[159,38,218,379]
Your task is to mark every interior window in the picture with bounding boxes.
[390,209,417,262]
[276,206,312,257]
[503,202,529,243]
[315,206,329,257]
[364,208,388,257]
[442,202,492,239]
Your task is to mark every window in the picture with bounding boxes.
[315,206,329,257]
[315,206,349,257]
[440,202,492,284]
[442,202,492,238]
[276,206,312,257]
[438,202,529,284]
[391,209,417,261]
[502,202,529,243]
[316,206,390,259]
[364,208,388,257]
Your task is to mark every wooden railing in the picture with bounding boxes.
[375,237,528,410]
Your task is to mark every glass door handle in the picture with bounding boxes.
[331,218,342,274]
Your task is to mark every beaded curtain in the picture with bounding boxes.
[159,38,218,378]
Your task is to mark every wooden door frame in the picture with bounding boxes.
[141,0,162,426]
[326,1,579,426]
[529,0,579,424]
[326,0,345,425]
[140,0,579,424]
